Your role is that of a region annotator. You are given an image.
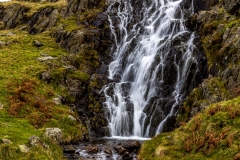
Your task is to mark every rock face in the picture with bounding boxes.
[0,4,29,29]
[179,0,240,122]
[223,0,240,15]
[28,7,59,34]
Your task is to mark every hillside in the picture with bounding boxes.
[0,0,109,159]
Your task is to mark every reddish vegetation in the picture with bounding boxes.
[7,79,54,128]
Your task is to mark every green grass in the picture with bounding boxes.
[0,29,88,159]
[139,97,240,160]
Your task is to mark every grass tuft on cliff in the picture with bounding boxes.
[139,97,240,160]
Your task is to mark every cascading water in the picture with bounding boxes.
[104,0,204,138]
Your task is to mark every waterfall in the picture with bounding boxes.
[103,0,201,138]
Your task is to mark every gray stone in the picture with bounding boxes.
[19,144,30,153]
[68,115,76,121]
[45,128,62,144]
[33,40,44,47]
[53,95,62,105]
[0,103,3,110]
[1,138,12,144]
[37,56,57,62]
[29,136,49,148]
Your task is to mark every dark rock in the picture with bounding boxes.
[86,146,99,153]
[103,147,112,155]
[122,141,141,152]
[1,4,29,29]
[122,151,131,160]
[28,7,59,34]
[161,116,177,132]
[93,13,108,28]
[114,146,127,155]
[223,0,240,15]
[64,145,76,153]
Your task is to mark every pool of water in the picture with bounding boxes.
[63,137,149,160]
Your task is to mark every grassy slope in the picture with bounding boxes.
[0,28,87,159]
[139,97,240,160]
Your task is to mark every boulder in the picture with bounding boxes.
[44,128,62,144]
[19,144,30,153]
[1,138,12,144]
[86,146,99,153]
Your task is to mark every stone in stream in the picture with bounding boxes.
[103,147,112,155]
[86,146,99,153]
[114,146,127,155]
[63,145,76,153]
[122,140,141,152]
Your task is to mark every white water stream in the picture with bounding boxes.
[104,0,199,138]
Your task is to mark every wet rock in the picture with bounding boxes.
[122,141,141,152]
[19,144,30,153]
[86,146,99,153]
[1,138,12,144]
[45,128,62,144]
[114,146,127,155]
[103,147,112,154]
[64,145,76,153]
[93,13,108,28]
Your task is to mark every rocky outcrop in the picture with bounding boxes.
[28,7,59,34]
[0,4,29,29]
[223,0,240,16]
[62,0,102,17]
[179,0,240,122]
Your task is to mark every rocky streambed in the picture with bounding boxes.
[63,138,146,160]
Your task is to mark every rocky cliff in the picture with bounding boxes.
[179,0,240,122]
[139,0,240,159]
